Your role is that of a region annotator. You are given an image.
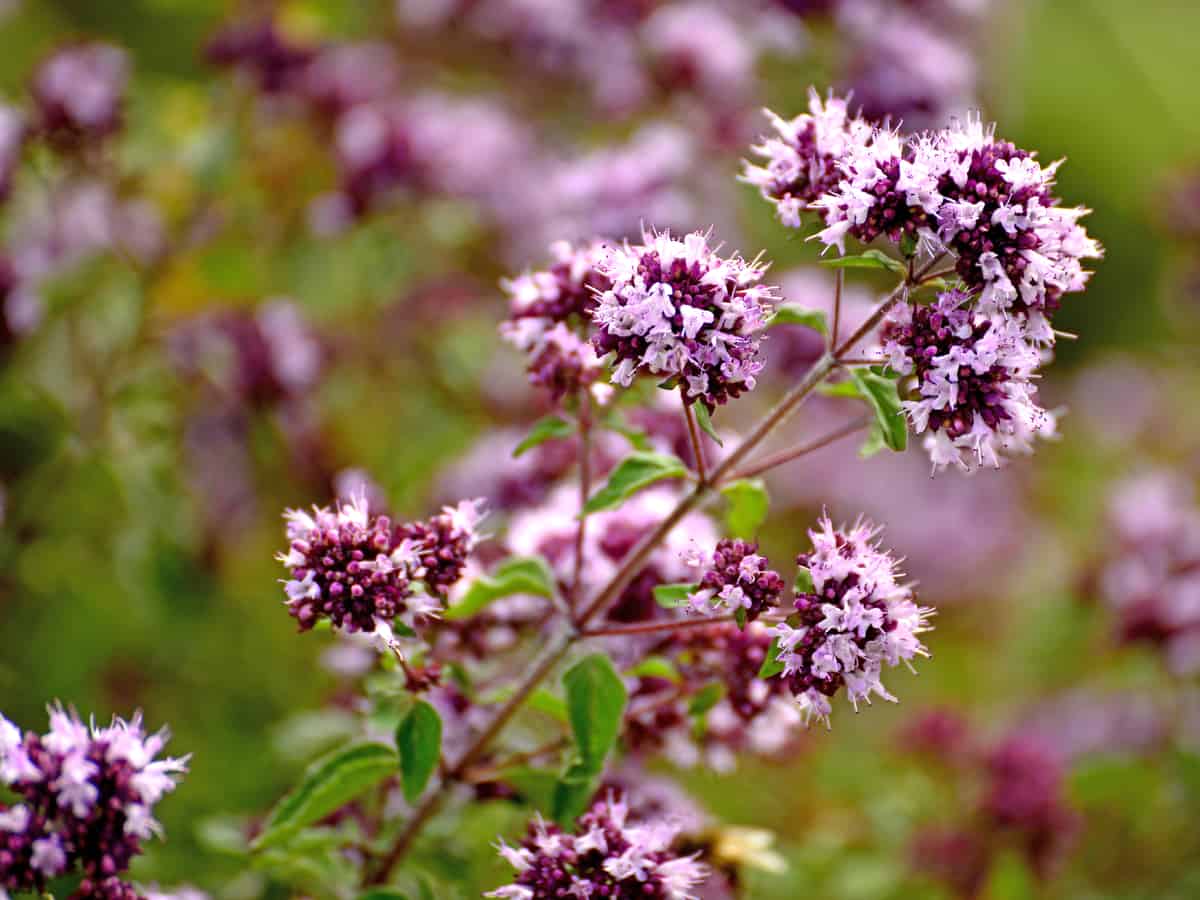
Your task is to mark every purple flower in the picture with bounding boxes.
[592,229,775,412]
[0,104,24,202]
[772,515,931,726]
[687,540,785,621]
[397,499,488,599]
[0,707,187,897]
[486,793,708,900]
[882,291,1055,471]
[501,241,613,405]
[31,43,129,146]
[809,112,1102,337]
[741,90,872,228]
[279,495,411,634]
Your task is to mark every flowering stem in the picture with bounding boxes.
[680,389,709,485]
[569,392,593,610]
[369,270,920,882]
[580,614,737,638]
[727,416,870,482]
[830,268,843,350]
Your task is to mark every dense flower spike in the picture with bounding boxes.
[591,229,775,411]
[0,707,187,897]
[882,291,1055,471]
[277,494,484,635]
[486,793,708,899]
[741,89,871,227]
[772,515,931,726]
[687,539,785,621]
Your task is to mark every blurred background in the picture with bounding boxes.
[0,0,1198,897]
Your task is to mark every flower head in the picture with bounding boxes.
[486,793,708,899]
[808,112,1101,335]
[397,498,487,599]
[0,707,187,897]
[591,229,775,412]
[772,515,931,726]
[278,494,418,633]
[882,291,1055,472]
[687,539,785,622]
[742,90,872,228]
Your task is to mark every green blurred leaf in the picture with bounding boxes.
[794,566,814,594]
[849,369,907,453]
[443,556,557,620]
[562,654,628,771]
[583,452,688,514]
[553,758,599,824]
[396,701,443,804]
[758,636,786,679]
[692,402,724,447]
[820,250,907,274]
[513,415,573,457]
[654,582,697,609]
[722,478,770,539]
[768,304,828,334]
[689,682,726,716]
[503,767,560,812]
[627,656,681,683]
[253,742,397,851]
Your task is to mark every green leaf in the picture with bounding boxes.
[626,655,681,683]
[818,379,861,399]
[503,766,560,812]
[553,758,599,825]
[443,556,557,620]
[253,742,398,851]
[768,304,828,335]
[605,413,653,451]
[734,606,747,629]
[983,851,1035,900]
[691,402,724,447]
[794,566,814,594]
[396,701,442,804]
[583,451,688,514]
[689,682,726,716]
[849,369,908,452]
[513,415,573,457]
[722,478,769,539]
[527,688,568,723]
[757,636,786,679]
[653,582,697,609]
[820,249,907,274]
[359,891,411,900]
[562,654,628,771]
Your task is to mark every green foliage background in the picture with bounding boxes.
[1,1,1198,897]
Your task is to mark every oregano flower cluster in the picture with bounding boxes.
[745,93,1100,471]
[486,794,707,900]
[774,516,932,727]
[0,707,187,899]
[278,493,485,642]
